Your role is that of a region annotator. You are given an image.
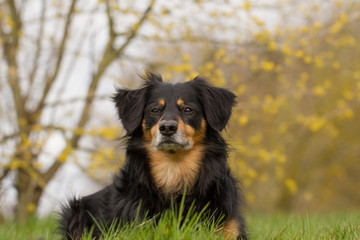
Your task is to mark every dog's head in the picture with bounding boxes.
[113,72,236,154]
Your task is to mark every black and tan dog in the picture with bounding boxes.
[60,72,247,239]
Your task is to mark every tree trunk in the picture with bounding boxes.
[15,168,43,222]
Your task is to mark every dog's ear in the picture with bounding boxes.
[113,72,162,134]
[192,77,236,132]
[112,87,147,134]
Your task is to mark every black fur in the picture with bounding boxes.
[59,73,247,239]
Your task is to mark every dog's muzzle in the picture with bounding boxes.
[152,120,192,153]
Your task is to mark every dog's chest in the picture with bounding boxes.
[148,145,204,195]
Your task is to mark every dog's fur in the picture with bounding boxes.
[59,72,247,239]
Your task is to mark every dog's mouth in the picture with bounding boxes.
[158,142,182,154]
[152,135,192,154]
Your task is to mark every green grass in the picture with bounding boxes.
[0,215,59,240]
[0,211,359,240]
[248,211,360,240]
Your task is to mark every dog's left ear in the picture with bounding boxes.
[112,87,147,134]
[192,77,236,132]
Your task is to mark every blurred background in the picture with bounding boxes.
[0,0,359,222]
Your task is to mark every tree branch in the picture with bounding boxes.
[0,168,10,182]
[49,6,101,124]
[113,0,155,57]
[42,0,156,183]
[7,0,22,45]
[0,132,20,144]
[3,0,27,131]
[26,0,47,102]
[33,0,78,116]
[44,95,109,109]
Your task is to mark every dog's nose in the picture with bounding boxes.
[159,121,178,136]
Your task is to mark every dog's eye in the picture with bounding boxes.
[183,107,194,114]
[151,108,160,113]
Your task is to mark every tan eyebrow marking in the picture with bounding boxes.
[158,99,165,107]
[177,98,184,106]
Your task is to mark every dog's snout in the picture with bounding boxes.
[159,121,178,136]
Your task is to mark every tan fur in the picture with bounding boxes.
[142,120,151,141]
[145,116,207,195]
[223,218,241,239]
[177,98,184,106]
[142,119,161,142]
[191,119,206,144]
[147,145,204,195]
[158,99,165,107]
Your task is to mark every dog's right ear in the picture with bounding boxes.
[112,87,147,135]
[113,72,162,134]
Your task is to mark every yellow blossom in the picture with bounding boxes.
[309,116,326,132]
[58,145,72,163]
[281,44,292,55]
[330,22,342,35]
[186,71,199,81]
[343,90,354,100]
[250,55,257,62]
[254,31,270,43]
[295,50,304,58]
[258,149,271,162]
[247,168,258,178]
[314,56,324,68]
[19,118,27,126]
[204,62,214,71]
[303,56,312,64]
[313,85,326,96]
[299,38,309,46]
[273,150,287,164]
[300,26,309,34]
[182,53,191,61]
[253,16,264,27]
[163,71,172,80]
[314,21,322,31]
[170,63,192,73]
[261,61,275,71]
[27,203,36,213]
[243,0,251,11]
[223,57,230,64]
[32,124,43,132]
[343,108,354,119]
[285,178,298,194]
[339,13,348,23]
[214,49,226,60]
[238,115,249,126]
[268,40,277,51]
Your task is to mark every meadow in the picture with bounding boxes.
[1,211,359,240]
[1,1,360,238]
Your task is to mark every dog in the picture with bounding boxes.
[59,72,247,239]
